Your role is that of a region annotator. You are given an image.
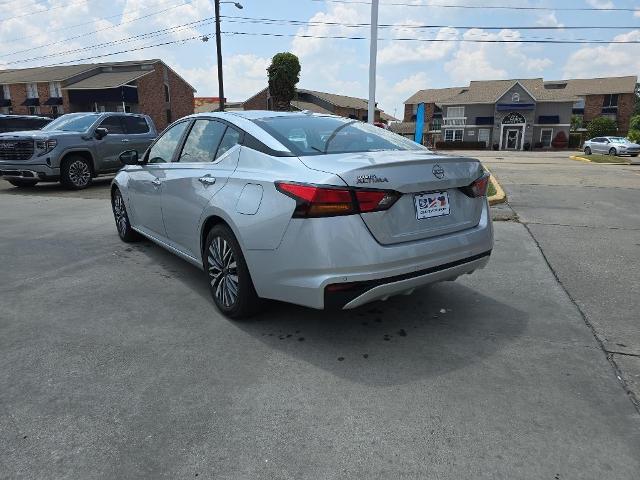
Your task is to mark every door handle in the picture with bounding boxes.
[198,175,216,186]
[151,178,161,187]
[121,139,130,143]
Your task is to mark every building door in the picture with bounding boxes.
[505,129,520,150]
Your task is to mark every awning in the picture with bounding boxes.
[67,86,138,104]
[538,115,560,124]
[63,71,152,90]
[43,97,63,105]
[21,98,40,106]
[475,116,494,125]
[496,103,534,111]
[0,99,10,107]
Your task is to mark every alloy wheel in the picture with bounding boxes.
[207,236,239,308]
[68,160,91,187]
[112,191,128,238]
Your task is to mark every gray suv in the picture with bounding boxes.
[0,112,157,189]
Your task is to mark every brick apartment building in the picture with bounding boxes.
[396,76,637,150]
[243,87,397,123]
[0,59,195,131]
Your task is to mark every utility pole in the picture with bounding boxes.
[213,1,243,112]
[214,0,225,111]
[367,0,379,124]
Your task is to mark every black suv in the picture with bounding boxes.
[0,114,51,134]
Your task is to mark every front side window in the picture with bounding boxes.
[179,120,226,163]
[98,116,125,134]
[254,115,425,156]
[147,121,189,164]
[43,113,100,132]
[123,116,149,134]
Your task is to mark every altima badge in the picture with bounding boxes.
[356,174,389,184]
[432,164,445,179]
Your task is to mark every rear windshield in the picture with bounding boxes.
[43,113,100,132]
[254,115,425,156]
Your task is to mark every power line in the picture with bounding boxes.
[221,30,640,44]
[220,14,640,30]
[1,18,215,66]
[0,0,197,58]
[311,0,640,12]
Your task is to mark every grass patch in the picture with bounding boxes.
[581,154,631,164]
[487,179,497,197]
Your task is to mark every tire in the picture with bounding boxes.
[61,155,92,190]
[608,148,617,156]
[7,178,38,187]
[584,147,591,155]
[111,188,142,242]
[204,224,260,319]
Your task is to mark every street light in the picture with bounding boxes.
[214,0,243,112]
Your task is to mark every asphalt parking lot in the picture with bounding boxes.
[1,160,639,478]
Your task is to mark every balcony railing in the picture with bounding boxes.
[443,117,467,126]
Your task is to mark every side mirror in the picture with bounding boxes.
[94,127,108,140]
[119,150,140,165]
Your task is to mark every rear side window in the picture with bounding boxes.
[179,119,226,163]
[215,127,241,159]
[99,116,125,134]
[123,116,149,134]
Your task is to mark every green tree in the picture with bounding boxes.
[634,83,640,116]
[586,116,617,139]
[627,114,640,143]
[570,114,583,131]
[267,52,301,111]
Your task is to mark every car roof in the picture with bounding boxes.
[189,110,340,121]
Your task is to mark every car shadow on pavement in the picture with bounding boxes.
[0,177,113,200]
[131,239,528,388]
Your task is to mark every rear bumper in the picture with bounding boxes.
[245,199,493,309]
[325,251,491,309]
[0,163,59,180]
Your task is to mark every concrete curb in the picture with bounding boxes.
[485,168,507,206]
[569,155,630,166]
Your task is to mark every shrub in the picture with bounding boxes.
[628,129,640,143]
[586,117,617,139]
[435,141,487,150]
[551,131,568,149]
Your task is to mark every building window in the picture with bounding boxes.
[478,129,490,146]
[51,105,63,116]
[446,106,465,118]
[166,109,172,124]
[431,119,442,131]
[512,92,520,102]
[444,129,463,142]
[26,83,38,98]
[540,128,553,148]
[49,82,62,98]
[603,94,618,108]
[164,83,170,103]
[1,84,10,100]
[27,105,40,115]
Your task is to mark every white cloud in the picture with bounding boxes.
[378,26,458,65]
[586,0,614,9]
[562,30,640,78]
[536,12,564,28]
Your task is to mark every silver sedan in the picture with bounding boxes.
[583,136,640,156]
[111,111,493,318]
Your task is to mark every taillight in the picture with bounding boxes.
[460,173,490,198]
[275,182,400,218]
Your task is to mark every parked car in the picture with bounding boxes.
[583,136,640,157]
[0,112,157,189]
[111,111,494,318]
[0,114,51,134]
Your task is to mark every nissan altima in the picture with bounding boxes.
[111,111,493,318]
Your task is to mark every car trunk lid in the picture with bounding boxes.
[298,150,486,245]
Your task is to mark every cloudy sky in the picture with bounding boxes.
[0,0,638,118]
